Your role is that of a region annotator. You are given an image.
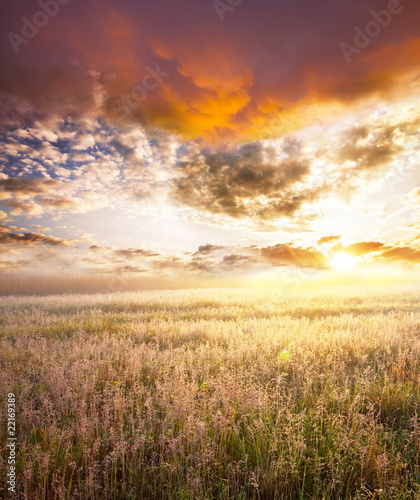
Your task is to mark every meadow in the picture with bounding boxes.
[0,288,419,499]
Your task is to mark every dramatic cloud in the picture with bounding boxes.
[0,0,419,286]
[1,0,419,137]
[173,141,318,221]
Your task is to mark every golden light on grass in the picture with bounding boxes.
[329,252,359,272]
[0,288,418,498]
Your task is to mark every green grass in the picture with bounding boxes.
[0,289,419,499]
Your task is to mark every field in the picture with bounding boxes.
[0,289,419,499]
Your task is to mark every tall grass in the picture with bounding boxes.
[0,289,419,499]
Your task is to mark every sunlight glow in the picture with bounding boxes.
[329,252,359,272]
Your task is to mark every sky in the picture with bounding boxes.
[0,0,419,292]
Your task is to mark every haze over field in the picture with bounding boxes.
[0,0,419,292]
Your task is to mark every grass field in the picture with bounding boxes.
[0,289,419,499]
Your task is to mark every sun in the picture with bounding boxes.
[329,252,359,272]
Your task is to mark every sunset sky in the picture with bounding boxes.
[0,0,419,290]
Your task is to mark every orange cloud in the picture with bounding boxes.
[1,0,419,138]
[317,235,341,246]
[380,245,420,263]
[261,244,327,268]
[333,241,420,265]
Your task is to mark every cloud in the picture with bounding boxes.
[344,241,386,256]
[196,244,225,254]
[188,257,212,272]
[37,197,80,210]
[317,235,341,245]
[0,115,184,220]
[2,199,44,216]
[0,258,29,271]
[151,257,184,272]
[337,125,403,171]
[1,1,419,138]
[112,265,147,274]
[114,248,160,259]
[0,93,418,229]
[334,241,420,264]
[380,245,420,264]
[0,178,57,199]
[404,186,420,206]
[0,168,87,216]
[260,243,327,268]
[260,240,420,269]
[0,0,419,283]
[173,141,317,221]
[0,229,70,246]
[221,254,254,268]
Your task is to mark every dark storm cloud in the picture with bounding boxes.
[1,0,419,137]
[320,73,395,103]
